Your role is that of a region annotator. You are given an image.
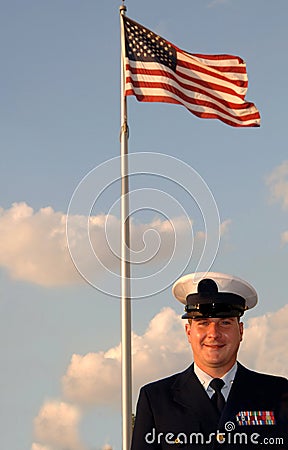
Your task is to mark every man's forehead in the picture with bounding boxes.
[190,317,239,323]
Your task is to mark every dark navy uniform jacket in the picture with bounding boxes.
[131,363,288,449]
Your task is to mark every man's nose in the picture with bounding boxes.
[207,322,221,337]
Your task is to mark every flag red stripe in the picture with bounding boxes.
[125,68,260,126]
[127,61,247,95]
[177,58,248,89]
[201,65,248,74]
[125,90,259,127]
[126,64,248,104]
[190,53,244,63]
[123,16,260,127]
[126,77,257,116]
[179,51,248,76]
[125,82,259,123]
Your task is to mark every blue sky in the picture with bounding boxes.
[1,1,288,449]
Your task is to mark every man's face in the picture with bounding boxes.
[185,317,243,375]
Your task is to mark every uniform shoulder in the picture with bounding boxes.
[239,363,288,387]
[140,365,192,393]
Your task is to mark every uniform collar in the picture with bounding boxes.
[194,362,238,400]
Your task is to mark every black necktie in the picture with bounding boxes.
[209,378,225,414]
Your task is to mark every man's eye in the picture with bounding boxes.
[198,321,209,326]
[220,320,232,326]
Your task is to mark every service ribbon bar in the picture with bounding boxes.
[236,411,276,426]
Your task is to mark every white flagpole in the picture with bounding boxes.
[119,3,132,450]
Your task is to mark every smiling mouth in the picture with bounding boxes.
[204,344,225,349]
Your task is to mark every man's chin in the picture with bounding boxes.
[203,349,227,365]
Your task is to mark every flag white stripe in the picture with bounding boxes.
[124,16,260,127]
[125,82,259,125]
[127,59,248,98]
[179,52,248,82]
[182,51,247,68]
[176,65,247,98]
[126,59,249,104]
[126,73,248,110]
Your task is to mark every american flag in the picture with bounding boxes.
[123,16,260,128]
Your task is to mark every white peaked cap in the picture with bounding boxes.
[172,272,258,310]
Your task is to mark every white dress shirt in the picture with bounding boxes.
[194,362,238,401]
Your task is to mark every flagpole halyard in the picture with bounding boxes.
[119,4,132,450]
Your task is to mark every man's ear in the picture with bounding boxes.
[239,321,244,341]
[185,322,191,342]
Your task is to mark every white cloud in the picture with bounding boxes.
[34,305,288,449]
[0,202,224,287]
[239,304,288,376]
[62,305,288,409]
[266,161,288,244]
[0,203,79,286]
[220,219,232,236]
[0,203,193,286]
[196,218,231,240]
[281,230,288,245]
[267,161,288,210]
[62,352,120,407]
[62,308,190,407]
[33,401,86,450]
[31,444,53,450]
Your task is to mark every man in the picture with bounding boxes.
[131,272,288,449]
